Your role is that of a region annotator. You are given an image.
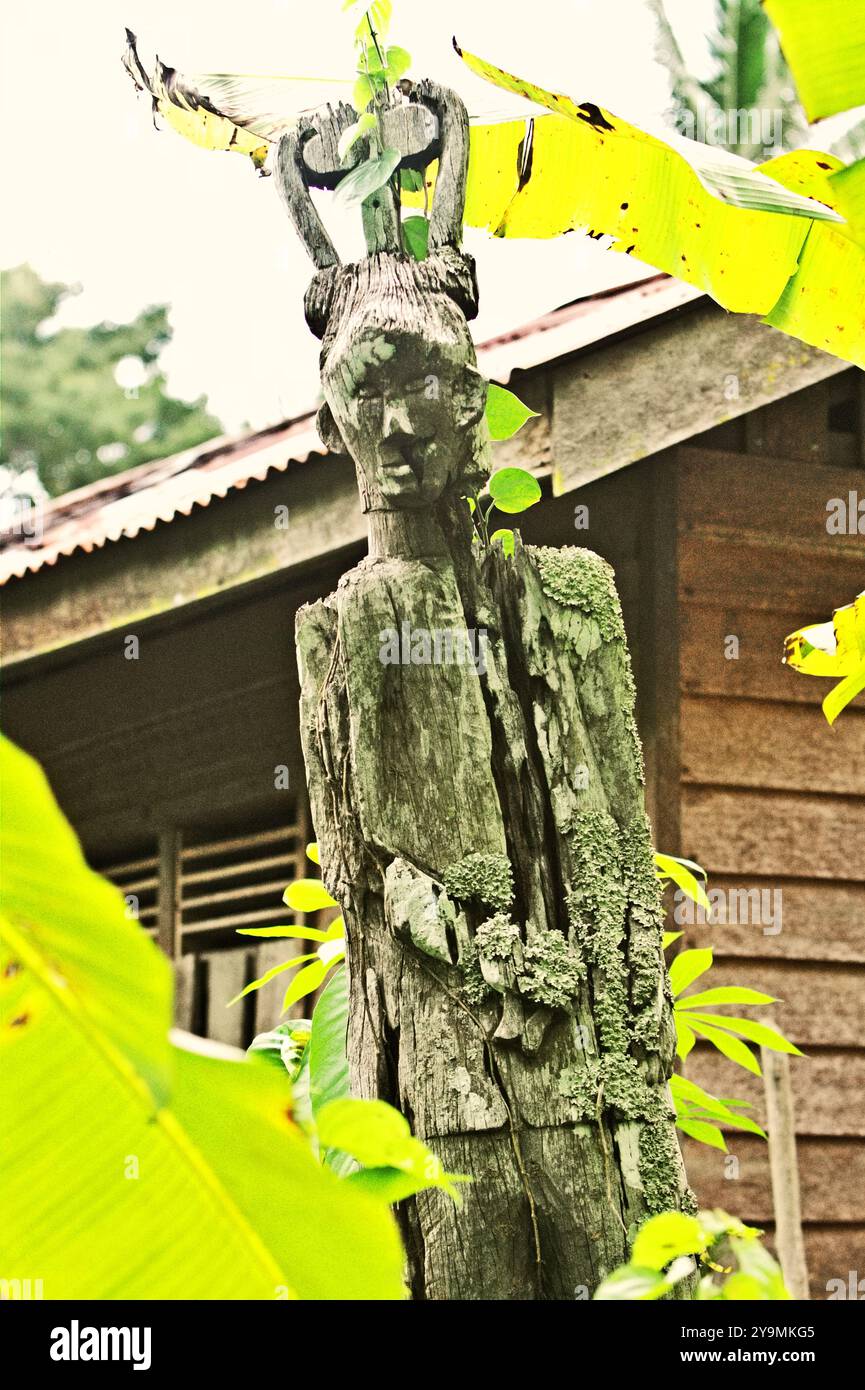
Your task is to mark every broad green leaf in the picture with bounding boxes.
[676,1118,728,1151]
[655,851,711,912]
[662,931,683,949]
[485,383,540,441]
[823,660,865,724]
[345,0,393,45]
[306,842,320,865]
[122,32,349,170]
[685,1013,803,1057]
[490,528,516,556]
[318,1098,468,1200]
[762,197,865,364]
[594,1264,671,1300]
[632,1211,705,1270]
[385,45,410,83]
[400,167,424,192]
[668,947,714,998]
[228,953,317,1006]
[731,1231,791,1299]
[674,1014,697,1061]
[832,158,865,243]
[448,45,863,366]
[402,214,429,260]
[284,878,339,912]
[337,110,377,160]
[353,74,373,112]
[0,735,403,1300]
[248,1021,311,1078]
[488,466,542,514]
[676,986,778,1009]
[282,959,328,1011]
[764,0,865,121]
[0,736,170,1105]
[335,148,401,206]
[688,1018,762,1076]
[308,965,350,1119]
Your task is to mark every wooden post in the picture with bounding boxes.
[156,826,182,959]
[281,81,695,1299]
[762,1047,810,1298]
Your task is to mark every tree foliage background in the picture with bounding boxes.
[1,264,221,498]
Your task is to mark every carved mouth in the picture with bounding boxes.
[381,441,423,490]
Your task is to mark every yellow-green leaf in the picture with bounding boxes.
[764,0,865,121]
[449,44,863,366]
[0,735,404,1300]
[668,947,714,997]
[654,851,711,912]
[784,592,865,722]
[282,959,328,1012]
[676,986,778,1009]
[227,954,317,1006]
[284,879,339,912]
[685,1013,803,1057]
[688,1018,762,1076]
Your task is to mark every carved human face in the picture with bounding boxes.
[321,329,488,511]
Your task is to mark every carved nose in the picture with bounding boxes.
[382,400,414,438]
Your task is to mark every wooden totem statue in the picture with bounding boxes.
[279,82,694,1300]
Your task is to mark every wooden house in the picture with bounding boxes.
[2,273,862,1296]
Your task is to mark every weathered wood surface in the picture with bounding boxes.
[298,535,693,1297]
[679,449,865,551]
[551,307,847,496]
[681,604,842,705]
[677,878,865,964]
[797,1227,865,1300]
[679,536,861,612]
[681,696,865,794]
[762,1049,810,1298]
[683,1135,865,1223]
[287,80,693,1299]
[681,787,864,881]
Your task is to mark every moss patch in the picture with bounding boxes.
[639,1119,686,1216]
[460,940,492,1007]
[559,1055,662,1123]
[443,853,514,913]
[530,546,626,643]
[476,913,521,960]
[518,928,585,1010]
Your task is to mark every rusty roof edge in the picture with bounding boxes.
[0,275,739,587]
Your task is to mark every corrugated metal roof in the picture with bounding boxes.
[0,273,700,585]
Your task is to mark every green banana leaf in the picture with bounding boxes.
[0,735,404,1300]
[453,45,865,367]
[764,0,865,121]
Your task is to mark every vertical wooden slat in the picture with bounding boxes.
[762,1048,810,1299]
[173,954,196,1031]
[205,950,248,1047]
[254,941,294,1035]
[640,451,681,851]
[157,827,182,959]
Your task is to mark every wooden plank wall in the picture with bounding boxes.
[672,376,864,1298]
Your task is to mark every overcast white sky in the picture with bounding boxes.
[1,0,717,430]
